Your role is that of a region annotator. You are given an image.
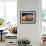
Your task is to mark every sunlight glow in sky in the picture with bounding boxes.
[0,0,17,26]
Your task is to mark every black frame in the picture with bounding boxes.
[20,11,36,24]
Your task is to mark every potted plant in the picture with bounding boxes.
[0,18,5,27]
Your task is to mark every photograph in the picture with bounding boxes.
[22,13,33,21]
[20,11,36,24]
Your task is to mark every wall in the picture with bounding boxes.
[17,0,42,46]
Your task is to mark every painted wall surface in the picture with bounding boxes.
[17,0,42,46]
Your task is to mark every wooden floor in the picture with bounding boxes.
[0,41,46,46]
[41,42,46,46]
[0,41,5,46]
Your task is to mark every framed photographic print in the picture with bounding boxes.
[20,11,36,24]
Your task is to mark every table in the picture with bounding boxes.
[0,30,3,42]
[5,33,17,46]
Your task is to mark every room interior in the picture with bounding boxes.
[0,0,46,46]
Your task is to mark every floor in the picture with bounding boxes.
[0,41,5,46]
[0,41,46,46]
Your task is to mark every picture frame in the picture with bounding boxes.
[20,11,36,24]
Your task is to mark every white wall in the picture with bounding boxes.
[17,0,42,46]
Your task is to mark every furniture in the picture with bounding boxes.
[18,39,32,46]
[5,33,17,46]
[0,30,3,42]
[0,30,8,41]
